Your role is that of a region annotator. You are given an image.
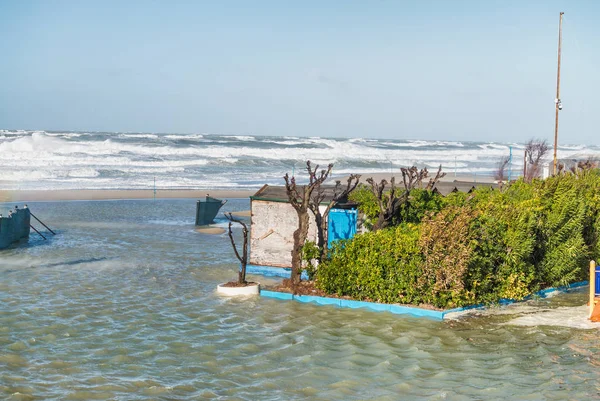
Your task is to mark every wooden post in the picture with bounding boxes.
[590,260,596,319]
[552,12,564,175]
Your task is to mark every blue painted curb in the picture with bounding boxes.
[260,290,293,300]
[259,280,591,320]
[260,290,447,320]
[246,264,309,280]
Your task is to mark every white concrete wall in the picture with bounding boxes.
[542,162,550,179]
[250,200,319,268]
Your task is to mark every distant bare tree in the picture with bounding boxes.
[284,161,333,287]
[225,213,249,285]
[495,156,510,189]
[368,165,445,231]
[524,139,549,182]
[309,174,361,263]
[577,158,598,172]
[424,165,446,190]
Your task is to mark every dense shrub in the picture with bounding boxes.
[418,205,477,307]
[316,224,424,304]
[317,171,600,308]
[348,184,379,229]
[401,188,445,223]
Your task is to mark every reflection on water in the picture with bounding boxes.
[1,199,599,400]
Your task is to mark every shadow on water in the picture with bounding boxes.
[36,256,112,268]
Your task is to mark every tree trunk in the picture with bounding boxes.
[319,218,329,262]
[314,213,327,261]
[374,214,389,231]
[291,210,310,286]
[238,257,247,285]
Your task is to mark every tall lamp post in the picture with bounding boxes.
[552,12,564,175]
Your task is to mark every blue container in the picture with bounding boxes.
[327,208,357,247]
[0,208,31,249]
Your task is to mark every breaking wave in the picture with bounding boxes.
[1,130,599,190]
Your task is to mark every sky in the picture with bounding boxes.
[0,0,599,144]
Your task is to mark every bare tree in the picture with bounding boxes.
[524,139,549,182]
[577,158,598,172]
[495,156,510,189]
[284,161,333,287]
[421,165,446,191]
[308,174,361,263]
[366,177,395,231]
[225,213,250,285]
[367,165,445,231]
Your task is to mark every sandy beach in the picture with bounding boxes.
[0,172,497,204]
[0,188,259,203]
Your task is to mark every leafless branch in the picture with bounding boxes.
[225,212,249,284]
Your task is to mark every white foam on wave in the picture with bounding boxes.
[479,143,509,151]
[446,298,600,330]
[223,135,256,141]
[502,305,600,330]
[118,133,159,140]
[44,132,83,138]
[0,167,101,181]
[162,133,205,140]
[264,139,312,146]
[3,129,600,190]
[0,131,549,165]
[399,140,465,148]
[67,168,101,178]
[0,132,67,152]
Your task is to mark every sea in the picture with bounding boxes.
[2,129,599,190]
[2,130,600,399]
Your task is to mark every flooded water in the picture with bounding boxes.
[1,199,599,400]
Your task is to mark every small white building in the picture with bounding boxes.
[248,185,358,271]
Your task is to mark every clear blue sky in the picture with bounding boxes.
[1,0,598,144]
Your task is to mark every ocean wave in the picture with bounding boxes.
[162,133,205,140]
[222,135,256,141]
[118,133,160,140]
[1,129,599,190]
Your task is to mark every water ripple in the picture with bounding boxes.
[1,199,600,399]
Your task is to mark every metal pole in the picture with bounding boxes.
[153,176,156,201]
[454,156,457,178]
[552,12,564,175]
[29,212,56,235]
[508,146,513,182]
[30,224,47,240]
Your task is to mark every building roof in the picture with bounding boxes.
[251,181,497,203]
[251,184,356,205]
[431,181,496,196]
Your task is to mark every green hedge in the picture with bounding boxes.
[317,224,425,305]
[317,171,600,308]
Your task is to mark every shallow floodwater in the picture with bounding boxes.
[1,199,599,400]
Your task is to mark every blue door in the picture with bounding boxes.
[327,208,357,247]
